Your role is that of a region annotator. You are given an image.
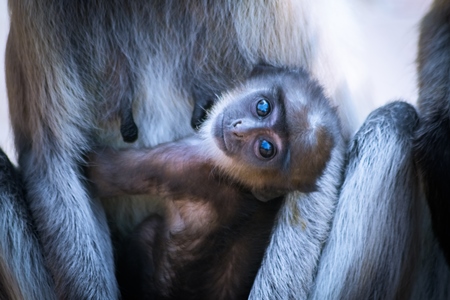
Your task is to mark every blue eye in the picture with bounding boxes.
[256,99,271,117]
[259,139,275,158]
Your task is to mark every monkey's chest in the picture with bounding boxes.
[155,197,280,300]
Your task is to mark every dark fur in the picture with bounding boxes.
[118,197,282,300]
[414,0,450,266]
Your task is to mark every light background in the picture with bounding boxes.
[0,0,433,163]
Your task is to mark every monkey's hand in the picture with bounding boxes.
[86,148,166,198]
[85,149,129,198]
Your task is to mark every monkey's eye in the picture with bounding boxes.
[256,99,271,117]
[259,139,275,159]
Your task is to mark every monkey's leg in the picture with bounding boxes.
[415,0,450,266]
[311,102,450,299]
[0,148,56,299]
[5,25,119,299]
[117,215,165,300]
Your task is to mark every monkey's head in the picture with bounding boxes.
[200,65,342,202]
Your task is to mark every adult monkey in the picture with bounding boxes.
[3,1,450,300]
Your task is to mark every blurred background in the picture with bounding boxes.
[0,0,432,163]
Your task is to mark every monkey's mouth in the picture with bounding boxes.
[213,113,227,152]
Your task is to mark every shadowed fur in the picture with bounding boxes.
[414,0,450,266]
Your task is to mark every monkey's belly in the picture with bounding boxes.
[101,194,166,241]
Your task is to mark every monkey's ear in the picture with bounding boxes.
[251,187,286,202]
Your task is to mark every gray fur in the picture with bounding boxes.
[4,0,449,299]
[251,102,450,299]
[0,149,55,299]
[311,102,450,299]
[249,141,345,299]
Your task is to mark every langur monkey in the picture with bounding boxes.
[3,0,450,299]
[87,66,343,299]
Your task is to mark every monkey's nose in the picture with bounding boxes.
[231,120,245,138]
[232,120,242,127]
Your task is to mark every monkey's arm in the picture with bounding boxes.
[310,101,450,299]
[87,137,214,198]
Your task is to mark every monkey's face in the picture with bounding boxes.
[200,66,341,198]
[212,87,289,172]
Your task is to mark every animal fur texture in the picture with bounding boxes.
[414,0,450,267]
[1,0,449,299]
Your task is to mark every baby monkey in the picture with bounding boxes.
[87,65,343,300]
